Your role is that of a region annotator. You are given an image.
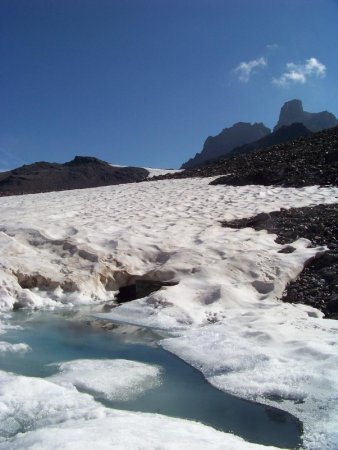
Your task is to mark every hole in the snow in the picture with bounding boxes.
[252,280,274,294]
[116,279,178,303]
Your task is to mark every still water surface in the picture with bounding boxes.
[1,308,302,448]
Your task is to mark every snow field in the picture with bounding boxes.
[0,177,338,448]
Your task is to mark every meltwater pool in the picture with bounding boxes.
[0,308,302,448]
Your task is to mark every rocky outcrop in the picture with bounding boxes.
[221,204,338,319]
[229,123,312,157]
[150,126,338,188]
[0,156,149,196]
[274,99,338,132]
[210,126,338,187]
[181,122,270,169]
[181,100,337,169]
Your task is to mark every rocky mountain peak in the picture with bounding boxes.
[278,99,304,122]
[274,99,338,132]
[180,99,337,169]
[181,122,270,169]
[65,156,107,166]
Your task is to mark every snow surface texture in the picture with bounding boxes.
[0,370,280,450]
[143,167,183,177]
[0,178,338,448]
[49,359,162,401]
[110,164,182,178]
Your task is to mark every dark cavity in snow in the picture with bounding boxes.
[116,279,178,303]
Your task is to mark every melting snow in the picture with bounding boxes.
[0,177,338,448]
[0,341,30,353]
[49,359,162,401]
[0,370,279,450]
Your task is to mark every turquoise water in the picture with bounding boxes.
[1,308,302,448]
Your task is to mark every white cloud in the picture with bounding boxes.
[234,57,267,83]
[273,57,326,86]
[266,43,279,50]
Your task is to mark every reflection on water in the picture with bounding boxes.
[1,308,302,448]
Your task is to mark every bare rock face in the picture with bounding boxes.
[181,122,270,169]
[229,123,312,157]
[274,99,338,132]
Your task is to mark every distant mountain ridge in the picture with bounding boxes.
[181,100,338,168]
[229,123,313,157]
[182,122,270,169]
[274,99,338,132]
[0,156,149,196]
[152,126,338,188]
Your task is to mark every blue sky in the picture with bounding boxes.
[1,0,337,170]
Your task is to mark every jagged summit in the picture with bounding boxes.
[181,100,337,169]
[229,123,313,157]
[275,100,304,127]
[154,126,338,188]
[274,99,338,132]
[181,122,270,169]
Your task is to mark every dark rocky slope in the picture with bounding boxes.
[151,126,338,188]
[221,204,338,319]
[210,126,338,187]
[0,156,149,196]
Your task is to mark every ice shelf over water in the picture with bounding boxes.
[0,370,284,450]
[49,359,162,401]
[0,177,338,449]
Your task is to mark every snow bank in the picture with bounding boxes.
[0,178,338,448]
[143,166,183,177]
[0,370,278,450]
[0,341,30,353]
[49,359,162,401]
[161,315,338,450]
[110,163,182,178]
